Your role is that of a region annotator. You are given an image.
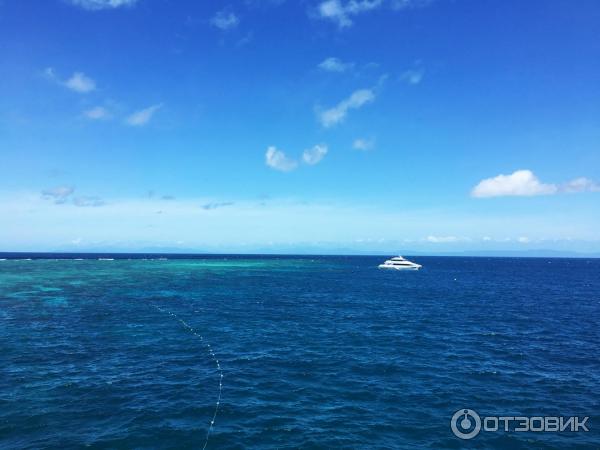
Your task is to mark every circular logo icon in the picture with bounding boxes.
[451,409,481,440]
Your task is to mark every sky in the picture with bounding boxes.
[1,0,599,254]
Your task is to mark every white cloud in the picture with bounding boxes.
[319,88,375,127]
[426,235,460,243]
[302,144,328,165]
[43,67,57,80]
[211,10,240,30]
[400,67,424,85]
[43,68,96,93]
[236,32,254,47]
[67,0,138,10]
[562,177,600,193]
[353,138,375,151]
[64,72,96,93]
[201,202,235,210]
[84,106,110,120]
[517,236,530,243]
[473,170,600,198]
[315,0,432,28]
[471,170,558,198]
[73,196,105,207]
[317,0,351,27]
[318,57,354,72]
[391,0,432,10]
[126,104,162,126]
[41,186,104,207]
[265,146,298,172]
[42,186,75,204]
[317,0,383,28]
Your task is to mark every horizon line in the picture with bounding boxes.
[1,250,599,259]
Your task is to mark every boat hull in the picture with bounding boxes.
[378,264,421,270]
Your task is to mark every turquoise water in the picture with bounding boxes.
[1,255,599,449]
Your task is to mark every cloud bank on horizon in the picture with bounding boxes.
[2,189,597,253]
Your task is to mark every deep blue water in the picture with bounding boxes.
[1,255,599,449]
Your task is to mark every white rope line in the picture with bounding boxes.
[154,305,223,450]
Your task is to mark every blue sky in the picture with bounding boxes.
[1,0,599,253]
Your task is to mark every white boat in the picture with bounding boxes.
[378,256,422,270]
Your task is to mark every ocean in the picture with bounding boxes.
[1,255,599,449]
